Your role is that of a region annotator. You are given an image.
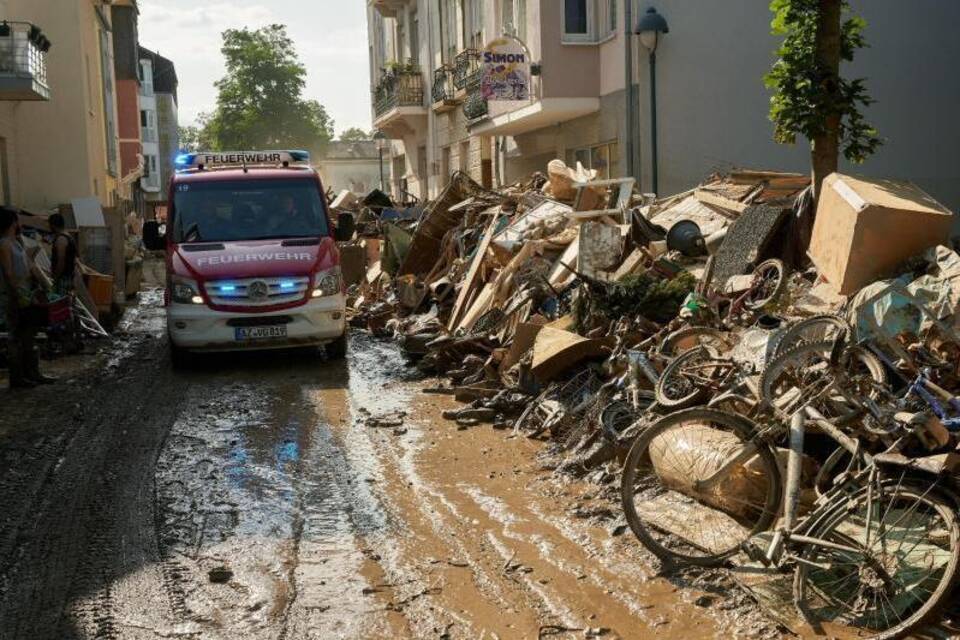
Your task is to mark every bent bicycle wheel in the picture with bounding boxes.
[772,314,850,359]
[658,326,732,359]
[744,258,788,310]
[655,346,729,410]
[794,478,960,640]
[620,408,782,567]
[760,341,886,419]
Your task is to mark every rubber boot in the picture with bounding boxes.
[7,338,33,389]
[25,346,55,385]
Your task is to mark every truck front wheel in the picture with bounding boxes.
[325,332,348,360]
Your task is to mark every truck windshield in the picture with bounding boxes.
[172,179,329,243]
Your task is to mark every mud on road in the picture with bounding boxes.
[0,294,782,640]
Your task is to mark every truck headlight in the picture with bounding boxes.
[171,276,203,304]
[312,268,342,298]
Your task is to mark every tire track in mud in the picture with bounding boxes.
[0,335,191,640]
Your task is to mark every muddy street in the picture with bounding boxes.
[0,296,777,640]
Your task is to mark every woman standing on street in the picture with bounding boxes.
[0,207,55,389]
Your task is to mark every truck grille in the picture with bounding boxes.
[205,276,310,307]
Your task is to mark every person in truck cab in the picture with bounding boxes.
[269,194,312,237]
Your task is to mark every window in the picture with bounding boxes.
[569,141,619,180]
[396,12,406,61]
[172,179,330,243]
[140,60,154,95]
[417,145,428,183]
[140,110,147,127]
[563,0,617,43]
[440,0,461,63]
[459,141,470,173]
[465,0,484,48]
[564,0,589,37]
[410,9,420,65]
[500,0,526,41]
[98,28,118,177]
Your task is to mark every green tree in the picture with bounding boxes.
[339,127,373,142]
[202,25,334,154]
[765,0,881,196]
[179,113,217,152]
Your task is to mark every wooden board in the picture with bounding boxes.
[447,215,499,331]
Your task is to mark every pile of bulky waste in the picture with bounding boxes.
[332,162,960,637]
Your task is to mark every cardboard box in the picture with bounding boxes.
[809,173,954,294]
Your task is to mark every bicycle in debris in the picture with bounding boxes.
[620,335,960,640]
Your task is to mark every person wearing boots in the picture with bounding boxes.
[0,207,55,389]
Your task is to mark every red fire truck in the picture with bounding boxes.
[143,151,353,366]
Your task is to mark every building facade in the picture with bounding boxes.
[367,0,960,212]
[7,0,122,212]
[138,46,177,219]
[317,141,382,196]
[112,0,144,214]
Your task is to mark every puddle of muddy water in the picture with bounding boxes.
[150,335,415,639]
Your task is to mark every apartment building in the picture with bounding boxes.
[8,0,122,212]
[368,1,960,211]
[112,0,144,213]
[138,46,178,218]
[367,0,629,201]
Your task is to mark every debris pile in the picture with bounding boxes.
[334,165,816,455]
[335,164,960,636]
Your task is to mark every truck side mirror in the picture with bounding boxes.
[334,212,355,242]
[143,220,165,251]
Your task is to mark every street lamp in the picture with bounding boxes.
[635,7,669,196]
[373,130,387,191]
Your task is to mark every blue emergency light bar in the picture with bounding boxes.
[175,150,311,171]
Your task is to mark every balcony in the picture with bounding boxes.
[0,22,51,101]
[431,65,458,113]
[453,49,482,94]
[462,85,488,122]
[373,65,427,137]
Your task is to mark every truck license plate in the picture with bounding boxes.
[234,325,288,341]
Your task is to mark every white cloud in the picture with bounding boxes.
[137,0,372,135]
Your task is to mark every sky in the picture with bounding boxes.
[138,0,372,137]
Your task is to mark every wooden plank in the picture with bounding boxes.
[455,282,495,333]
[694,188,749,215]
[447,215,498,331]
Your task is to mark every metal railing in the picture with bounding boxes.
[462,84,488,121]
[0,22,50,94]
[453,49,482,90]
[373,65,424,117]
[431,65,456,104]
[141,127,158,143]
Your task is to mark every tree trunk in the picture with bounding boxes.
[811,0,842,199]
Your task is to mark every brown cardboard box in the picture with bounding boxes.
[809,173,954,294]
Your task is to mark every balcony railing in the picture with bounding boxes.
[462,85,488,121]
[453,49,482,91]
[373,65,424,118]
[142,127,158,143]
[0,21,51,101]
[431,65,456,106]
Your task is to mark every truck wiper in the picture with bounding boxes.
[243,234,317,241]
[182,222,203,243]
